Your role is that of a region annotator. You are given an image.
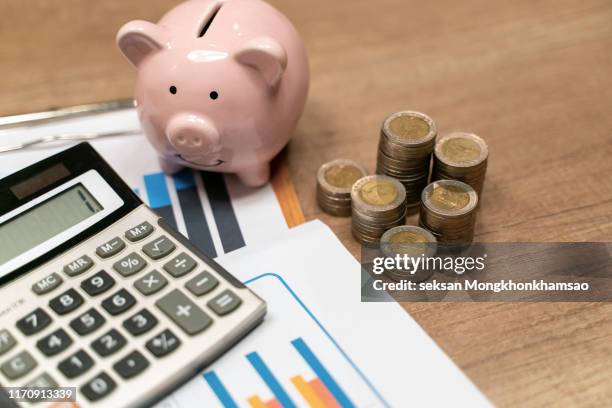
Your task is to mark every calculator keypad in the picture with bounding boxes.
[102,289,136,316]
[63,255,94,277]
[81,372,116,401]
[49,288,84,315]
[0,330,16,355]
[16,308,52,335]
[125,221,154,242]
[91,329,126,357]
[70,308,106,335]
[134,270,168,296]
[58,349,94,378]
[185,271,219,296]
[142,236,176,260]
[32,272,63,295]
[1,351,37,379]
[113,252,147,277]
[96,237,126,259]
[81,270,115,296]
[113,350,149,379]
[163,252,197,277]
[146,329,181,358]
[123,309,158,337]
[36,328,72,356]
[156,289,213,335]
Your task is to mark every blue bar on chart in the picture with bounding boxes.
[203,371,239,408]
[173,169,217,258]
[144,172,177,229]
[292,337,355,408]
[246,351,297,408]
[201,171,245,254]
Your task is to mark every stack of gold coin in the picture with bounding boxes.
[316,159,368,216]
[377,111,437,207]
[419,180,478,244]
[433,132,488,195]
[351,175,407,244]
[380,226,437,282]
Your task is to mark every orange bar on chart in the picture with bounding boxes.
[248,395,269,408]
[309,378,341,408]
[266,399,282,408]
[291,375,327,408]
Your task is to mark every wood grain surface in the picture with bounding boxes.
[1,0,611,406]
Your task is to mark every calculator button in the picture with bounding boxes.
[156,289,213,335]
[125,221,154,242]
[0,330,16,355]
[16,308,52,335]
[96,237,126,259]
[58,350,93,378]
[185,271,219,296]
[36,328,73,356]
[101,289,136,316]
[1,351,37,379]
[81,372,116,401]
[91,329,126,357]
[163,252,197,277]
[63,255,94,277]
[134,270,168,296]
[81,270,115,296]
[146,329,181,358]
[27,372,58,388]
[49,288,84,315]
[208,290,242,316]
[113,350,149,379]
[142,236,176,260]
[122,309,158,336]
[32,272,63,295]
[70,308,106,336]
[113,252,147,277]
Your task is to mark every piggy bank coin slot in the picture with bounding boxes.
[198,3,222,38]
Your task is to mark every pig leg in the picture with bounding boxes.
[236,162,271,187]
[158,155,184,174]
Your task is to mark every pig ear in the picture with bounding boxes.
[235,37,288,88]
[117,20,168,67]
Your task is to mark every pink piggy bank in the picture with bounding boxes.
[117,0,309,186]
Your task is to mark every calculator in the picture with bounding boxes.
[0,143,266,407]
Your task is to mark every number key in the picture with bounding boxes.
[81,372,116,401]
[58,349,93,378]
[81,270,115,296]
[70,308,106,335]
[36,328,72,356]
[101,289,135,316]
[16,308,52,335]
[91,329,126,357]
[49,288,84,315]
[123,309,158,336]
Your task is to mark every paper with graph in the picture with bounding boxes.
[157,221,490,408]
[0,108,288,258]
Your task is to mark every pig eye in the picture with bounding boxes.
[169,86,177,95]
[209,91,219,100]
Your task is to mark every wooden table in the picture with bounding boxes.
[1,0,611,406]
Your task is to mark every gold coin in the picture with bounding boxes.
[324,164,364,189]
[429,184,470,211]
[388,115,430,140]
[441,137,481,162]
[359,179,398,206]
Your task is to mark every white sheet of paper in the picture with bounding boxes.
[0,109,287,258]
[157,220,491,408]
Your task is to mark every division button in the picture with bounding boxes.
[101,289,136,316]
[113,350,149,379]
[96,237,126,259]
[70,308,106,335]
[58,349,94,378]
[0,330,16,355]
[81,270,115,296]
[36,328,73,356]
[49,288,84,315]
[207,290,242,316]
[123,309,158,336]
[1,351,37,379]
[163,252,197,277]
[145,329,181,358]
[81,372,116,401]
[185,271,219,296]
[63,255,94,277]
[125,221,154,242]
[134,270,167,296]
[91,329,126,357]
[113,252,147,277]
[142,236,176,260]
[156,289,212,335]
[16,308,52,335]
[32,272,63,295]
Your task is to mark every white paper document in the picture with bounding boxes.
[0,109,288,258]
[157,220,490,408]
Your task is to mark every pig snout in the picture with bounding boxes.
[166,113,220,155]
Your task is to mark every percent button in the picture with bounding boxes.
[113,253,147,277]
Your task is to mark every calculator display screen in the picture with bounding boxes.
[0,184,102,265]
